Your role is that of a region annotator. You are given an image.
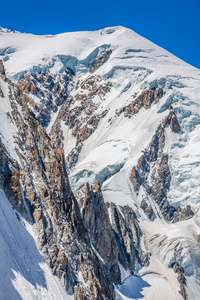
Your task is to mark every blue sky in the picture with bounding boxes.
[1,0,200,69]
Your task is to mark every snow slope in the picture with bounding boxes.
[1,26,200,299]
[0,76,19,162]
[0,189,71,300]
[0,26,199,81]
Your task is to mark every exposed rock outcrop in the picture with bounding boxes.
[0,87,4,97]
[172,262,187,299]
[118,86,164,118]
[130,110,192,223]
[81,182,121,284]
[0,62,116,299]
[0,26,199,300]
[0,137,28,218]
[17,69,74,127]
[50,75,111,169]
[17,68,112,174]
[178,205,194,221]
[140,197,154,219]
[109,202,149,269]
[90,50,112,73]
[0,60,6,80]
[76,110,108,146]
[80,181,149,285]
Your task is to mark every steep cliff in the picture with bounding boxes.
[0,26,200,300]
[0,62,115,299]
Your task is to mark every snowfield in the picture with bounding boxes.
[0,25,200,299]
[0,190,71,300]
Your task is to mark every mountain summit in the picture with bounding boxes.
[0,26,200,300]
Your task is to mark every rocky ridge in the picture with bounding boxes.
[116,85,164,118]
[0,25,200,300]
[49,74,111,169]
[80,181,149,286]
[130,109,194,222]
[172,262,187,299]
[0,58,152,299]
[0,61,116,299]
[17,69,74,127]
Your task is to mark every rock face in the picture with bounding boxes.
[50,74,111,144]
[80,181,149,285]
[172,263,187,299]
[49,74,111,169]
[0,138,28,218]
[0,87,4,97]
[0,62,115,299]
[117,86,164,118]
[130,110,192,222]
[0,25,200,299]
[109,203,149,269]
[89,50,112,73]
[0,60,6,78]
[81,182,121,284]
[140,197,154,219]
[17,70,74,127]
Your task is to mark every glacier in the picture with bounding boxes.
[0,25,200,299]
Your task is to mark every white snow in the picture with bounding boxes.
[60,121,76,156]
[0,26,198,81]
[0,189,72,300]
[1,26,200,208]
[116,253,200,300]
[1,25,200,299]
[0,77,19,161]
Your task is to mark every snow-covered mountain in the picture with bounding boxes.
[0,26,200,300]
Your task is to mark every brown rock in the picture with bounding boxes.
[172,262,180,273]
[131,167,137,178]
[81,183,121,285]
[90,50,112,73]
[0,61,116,299]
[0,60,6,77]
[197,234,200,243]
[33,209,42,222]
[95,180,101,191]
[179,284,187,300]
[177,271,186,285]
[140,198,153,219]
[58,251,68,270]
[170,113,181,133]
[123,86,164,118]
[179,205,194,221]
[0,87,4,97]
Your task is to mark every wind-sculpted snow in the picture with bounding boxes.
[0,25,196,81]
[70,163,124,191]
[103,66,152,91]
[0,25,200,299]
